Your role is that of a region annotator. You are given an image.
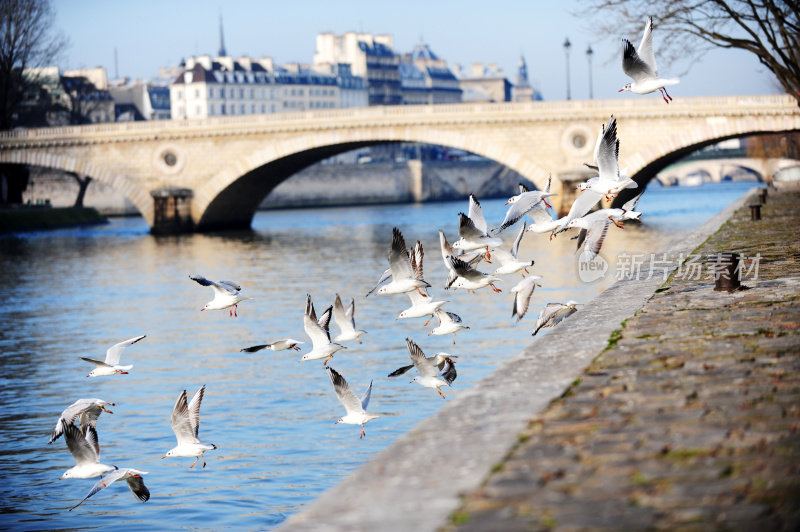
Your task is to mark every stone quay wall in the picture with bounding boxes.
[24,160,522,215]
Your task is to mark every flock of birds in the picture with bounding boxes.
[49,16,673,512]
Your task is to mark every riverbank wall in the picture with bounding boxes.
[282,184,799,531]
[0,206,106,233]
[23,160,523,216]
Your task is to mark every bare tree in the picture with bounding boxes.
[67,171,92,207]
[0,0,67,130]
[577,1,800,105]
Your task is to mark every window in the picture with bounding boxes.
[250,104,255,113]
[239,104,244,113]
[219,88,224,98]
[249,88,254,98]
[194,89,200,98]
[239,88,244,98]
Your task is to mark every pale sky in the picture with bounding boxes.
[53,0,778,101]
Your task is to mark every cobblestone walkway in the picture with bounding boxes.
[452,188,800,531]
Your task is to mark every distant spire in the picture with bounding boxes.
[516,52,530,88]
[218,12,227,57]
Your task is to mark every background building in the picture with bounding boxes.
[455,62,513,102]
[399,41,462,105]
[314,32,402,106]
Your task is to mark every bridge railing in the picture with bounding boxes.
[0,94,795,142]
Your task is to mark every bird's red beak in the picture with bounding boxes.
[618,88,624,92]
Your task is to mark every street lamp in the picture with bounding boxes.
[563,37,572,101]
[586,45,594,99]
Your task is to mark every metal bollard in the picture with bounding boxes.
[713,252,742,292]
[749,204,762,221]
[758,188,767,204]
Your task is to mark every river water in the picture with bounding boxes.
[0,181,754,530]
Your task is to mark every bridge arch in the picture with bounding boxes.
[0,150,154,223]
[194,130,552,231]
[613,117,800,206]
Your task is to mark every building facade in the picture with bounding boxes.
[169,55,366,119]
[314,32,402,106]
[399,41,462,105]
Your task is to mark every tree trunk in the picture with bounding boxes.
[69,172,92,207]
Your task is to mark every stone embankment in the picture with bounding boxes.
[452,186,800,531]
[283,186,799,531]
[24,160,522,215]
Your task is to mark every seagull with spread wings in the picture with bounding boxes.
[300,294,345,365]
[162,385,217,468]
[404,339,454,400]
[190,274,251,317]
[326,367,379,439]
[80,335,145,377]
[619,16,679,103]
[49,398,115,444]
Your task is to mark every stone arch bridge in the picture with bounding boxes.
[1,94,797,233]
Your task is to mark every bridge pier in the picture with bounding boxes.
[556,168,597,217]
[150,187,195,234]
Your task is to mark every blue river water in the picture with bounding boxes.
[0,181,755,530]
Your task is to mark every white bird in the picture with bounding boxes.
[300,294,346,365]
[398,288,448,324]
[428,309,470,344]
[162,385,217,468]
[59,421,116,480]
[332,294,366,344]
[532,301,580,336]
[49,398,115,444]
[619,16,679,103]
[492,222,535,277]
[492,181,558,235]
[388,352,458,385]
[374,227,431,296]
[439,230,486,289]
[446,256,502,293]
[365,267,392,297]
[190,274,251,317]
[452,195,503,256]
[510,275,543,321]
[326,367,379,439]
[585,116,637,198]
[398,240,448,323]
[405,338,453,400]
[592,191,645,223]
[69,467,150,511]
[240,339,305,353]
[564,207,628,260]
[80,335,145,377]
[552,116,635,238]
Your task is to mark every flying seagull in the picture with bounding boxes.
[50,398,115,444]
[190,274,251,317]
[162,385,217,468]
[388,352,458,385]
[59,421,116,480]
[619,16,679,103]
[80,335,145,377]
[404,338,454,400]
[69,468,150,511]
[532,301,580,336]
[374,227,431,296]
[332,294,367,344]
[326,367,379,439]
[300,294,345,365]
[240,339,304,353]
